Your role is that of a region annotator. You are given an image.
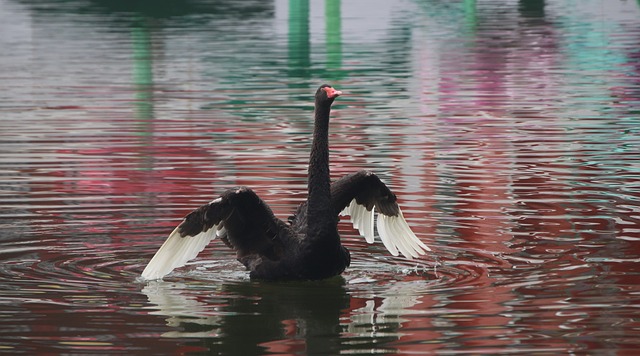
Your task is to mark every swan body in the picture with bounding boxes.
[141,85,430,281]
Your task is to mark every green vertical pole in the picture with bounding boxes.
[288,0,310,79]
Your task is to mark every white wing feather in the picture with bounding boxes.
[141,223,219,280]
[341,200,376,243]
[340,199,430,259]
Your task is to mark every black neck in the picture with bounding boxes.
[307,102,334,231]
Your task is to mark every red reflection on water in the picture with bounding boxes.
[14,7,640,354]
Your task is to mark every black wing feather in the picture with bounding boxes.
[331,170,399,216]
[141,187,288,280]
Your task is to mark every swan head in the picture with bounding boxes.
[316,84,342,103]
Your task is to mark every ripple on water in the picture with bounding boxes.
[2,0,640,353]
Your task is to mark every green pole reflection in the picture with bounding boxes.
[131,16,154,125]
[325,0,343,80]
[518,0,546,18]
[463,0,476,32]
[131,15,155,183]
[288,0,310,80]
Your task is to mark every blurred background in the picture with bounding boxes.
[1,0,640,354]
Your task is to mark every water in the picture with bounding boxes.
[1,0,640,353]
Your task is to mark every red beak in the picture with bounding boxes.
[323,87,342,99]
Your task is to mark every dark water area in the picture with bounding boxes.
[1,0,640,354]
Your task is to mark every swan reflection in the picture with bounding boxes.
[142,276,426,353]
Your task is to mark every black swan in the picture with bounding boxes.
[141,84,430,281]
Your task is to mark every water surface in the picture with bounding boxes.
[1,0,640,354]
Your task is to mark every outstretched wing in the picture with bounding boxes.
[332,170,431,259]
[141,187,285,280]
